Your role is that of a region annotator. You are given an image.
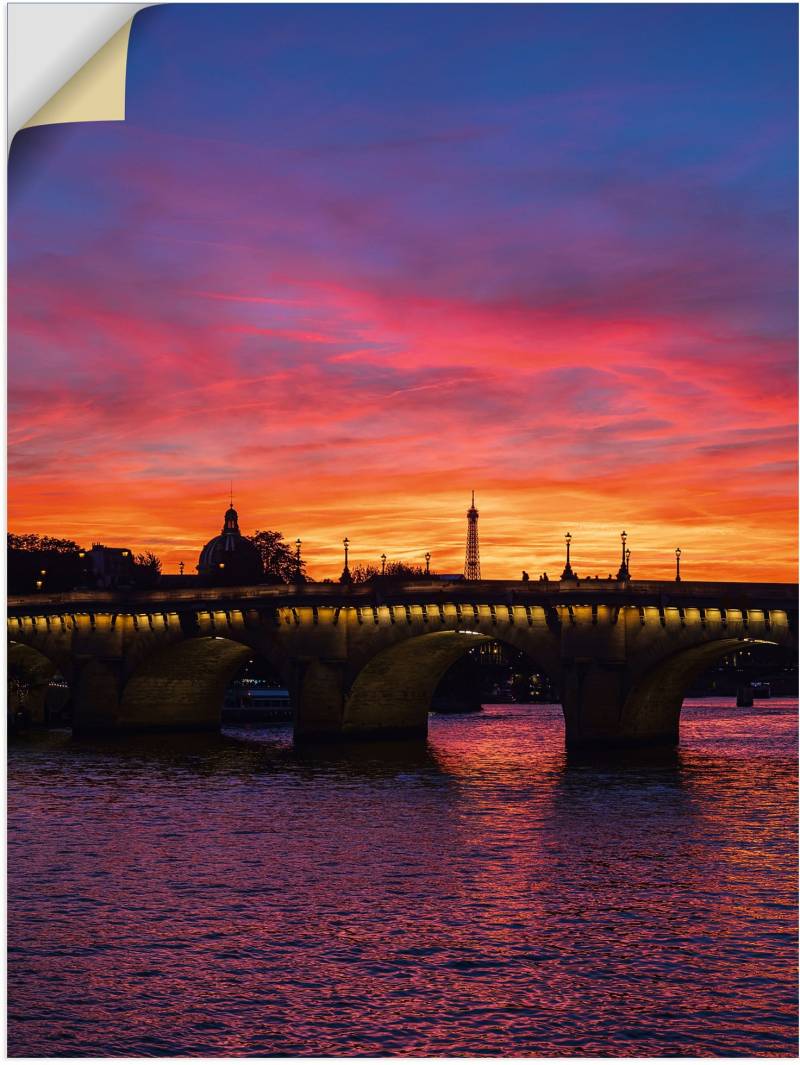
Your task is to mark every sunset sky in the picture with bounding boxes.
[8,4,797,581]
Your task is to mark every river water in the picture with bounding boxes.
[7,699,798,1057]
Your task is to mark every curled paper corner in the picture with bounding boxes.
[23,18,134,132]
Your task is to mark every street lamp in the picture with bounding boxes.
[380,552,387,575]
[295,538,303,580]
[561,532,575,579]
[424,552,431,576]
[617,530,629,580]
[625,547,631,579]
[341,537,351,583]
[675,547,681,582]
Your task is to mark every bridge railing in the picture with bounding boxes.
[7,578,798,616]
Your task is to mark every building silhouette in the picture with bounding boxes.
[197,500,263,585]
[84,544,135,589]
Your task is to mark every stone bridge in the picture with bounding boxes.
[7,578,797,748]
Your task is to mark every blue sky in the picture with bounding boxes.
[8,3,798,578]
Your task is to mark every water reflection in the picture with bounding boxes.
[23,723,450,785]
[8,699,797,1056]
[288,734,445,782]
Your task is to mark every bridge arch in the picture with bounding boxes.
[8,641,67,728]
[117,636,256,733]
[342,630,558,738]
[621,636,784,743]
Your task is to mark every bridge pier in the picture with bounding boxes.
[70,657,126,736]
[556,610,680,748]
[292,658,348,741]
[560,659,679,748]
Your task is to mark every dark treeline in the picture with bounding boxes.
[9,531,442,593]
[349,561,435,583]
[9,534,84,595]
[9,530,311,593]
[8,534,163,595]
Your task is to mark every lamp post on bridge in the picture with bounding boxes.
[617,531,630,581]
[675,547,681,583]
[561,532,575,580]
[380,552,387,576]
[295,539,303,582]
[341,537,351,583]
[425,552,431,576]
[625,547,631,580]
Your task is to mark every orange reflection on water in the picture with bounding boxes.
[7,699,798,1056]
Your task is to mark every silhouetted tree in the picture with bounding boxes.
[350,560,434,583]
[349,563,378,583]
[252,530,306,583]
[7,532,86,594]
[8,533,83,554]
[387,560,433,579]
[132,550,162,589]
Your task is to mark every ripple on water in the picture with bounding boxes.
[7,699,798,1056]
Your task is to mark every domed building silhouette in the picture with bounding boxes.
[197,501,263,585]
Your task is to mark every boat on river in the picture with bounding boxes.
[223,685,293,723]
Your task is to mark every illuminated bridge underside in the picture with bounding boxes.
[7,579,796,748]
